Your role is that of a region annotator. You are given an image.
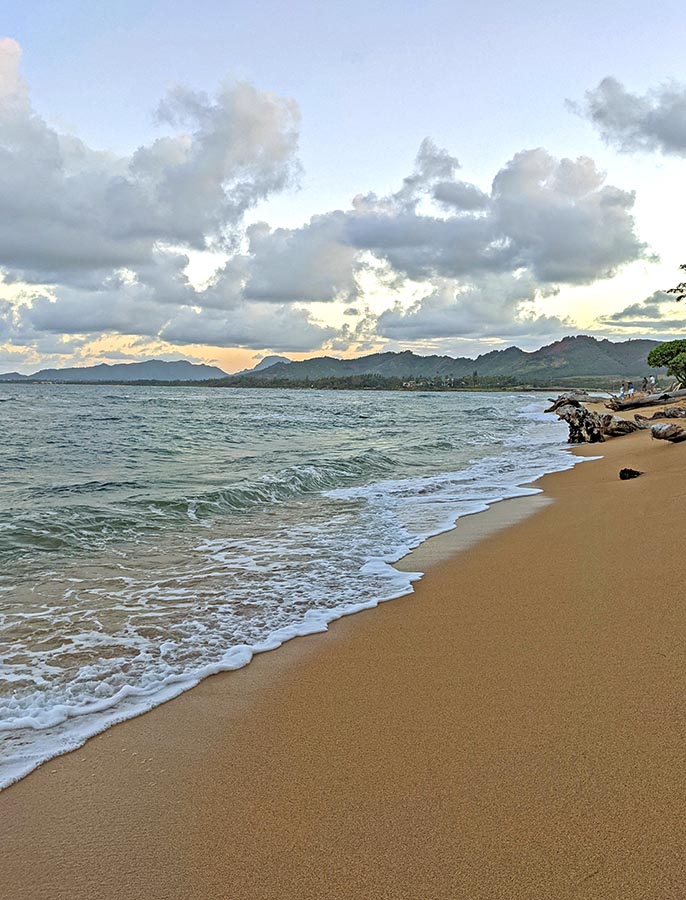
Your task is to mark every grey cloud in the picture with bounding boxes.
[0,40,654,360]
[607,302,663,320]
[432,180,489,210]
[0,39,342,356]
[572,77,686,156]
[604,291,673,322]
[334,146,646,287]
[346,212,508,279]
[0,42,300,283]
[159,304,335,351]
[327,305,379,352]
[4,136,646,352]
[5,282,334,353]
[376,275,568,341]
[490,149,645,283]
[242,214,358,303]
[598,291,686,332]
[599,319,686,330]
[13,287,169,339]
[393,138,461,208]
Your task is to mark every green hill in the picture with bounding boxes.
[2,360,228,383]
[220,336,665,386]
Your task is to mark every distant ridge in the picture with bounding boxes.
[219,336,666,384]
[233,355,292,376]
[0,371,30,382]
[0,359,227,383]
[0,338,670,386]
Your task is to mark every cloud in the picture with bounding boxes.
[596,290,686,333]
[376,275,569,341]
[158,304,335,351]
[571,77,686,156]
[0,38,340,355]
[323,145,645,287]
[0,41,654,364]
[603,290,672,322]
[242,214,358,303]
[490,150,645,283]
[257,143,646,345]
[0,38,26,104]
[3,275,334,352]
[0,43,300,283]
[433,180,489,211]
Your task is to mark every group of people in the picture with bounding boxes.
[618,375,657,399]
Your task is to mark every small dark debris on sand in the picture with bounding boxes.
[619,468,643,480]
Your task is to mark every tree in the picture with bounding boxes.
[665,263,686,301]
[647,339,686,388]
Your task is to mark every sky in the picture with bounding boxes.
[1,0,686,374]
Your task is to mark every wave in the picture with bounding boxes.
[0,449,398,559]
[0,390,586,791]
[0,438,591,791]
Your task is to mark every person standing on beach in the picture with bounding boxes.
[642,376,648,393]
[649,374,656,392]
[628,381,635,397]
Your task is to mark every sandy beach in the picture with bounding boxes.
[1,408,685,899]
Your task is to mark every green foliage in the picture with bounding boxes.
[214,372,518,391]
[665,263,686,301]
[647,339,686,387]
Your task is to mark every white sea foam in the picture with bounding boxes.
[0,388,592,789]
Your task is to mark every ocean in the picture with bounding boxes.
[0,385,579,787]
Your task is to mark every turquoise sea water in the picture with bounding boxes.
[0,385,577,786]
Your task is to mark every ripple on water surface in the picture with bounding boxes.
[0,386,577,787]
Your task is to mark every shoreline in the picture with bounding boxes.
[1,418,685,897]
[0,483,570,791]
[0,405,580,791]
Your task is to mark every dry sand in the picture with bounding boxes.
[1,410,685,899]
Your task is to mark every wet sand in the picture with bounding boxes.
[1,412,685,899]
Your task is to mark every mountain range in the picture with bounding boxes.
[232,355,292,376]
[220,336,666,384]
[0,337,669,385]
[0,359,228,382]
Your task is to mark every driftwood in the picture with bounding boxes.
[634,407,686,425]
[619,468,643,480]
[545,394,583,413]
[650,423,686,443]
[604,389,686,412]
[553,403,604,442]
[599,414,640,437]
[553,403,639,443]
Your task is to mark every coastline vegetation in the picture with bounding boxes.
[1,373,659,391]
[647,339,686,388]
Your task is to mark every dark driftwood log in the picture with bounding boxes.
[545,394,582,413]
[554,403,604,443]
[553,404,589,442]
[553,401,640,443]
[619,468,643,480]
[650,423,686,443]
[638,406,686,421]
[604,389,686,412]
[599,414,640,437]
[634,407,686,429]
